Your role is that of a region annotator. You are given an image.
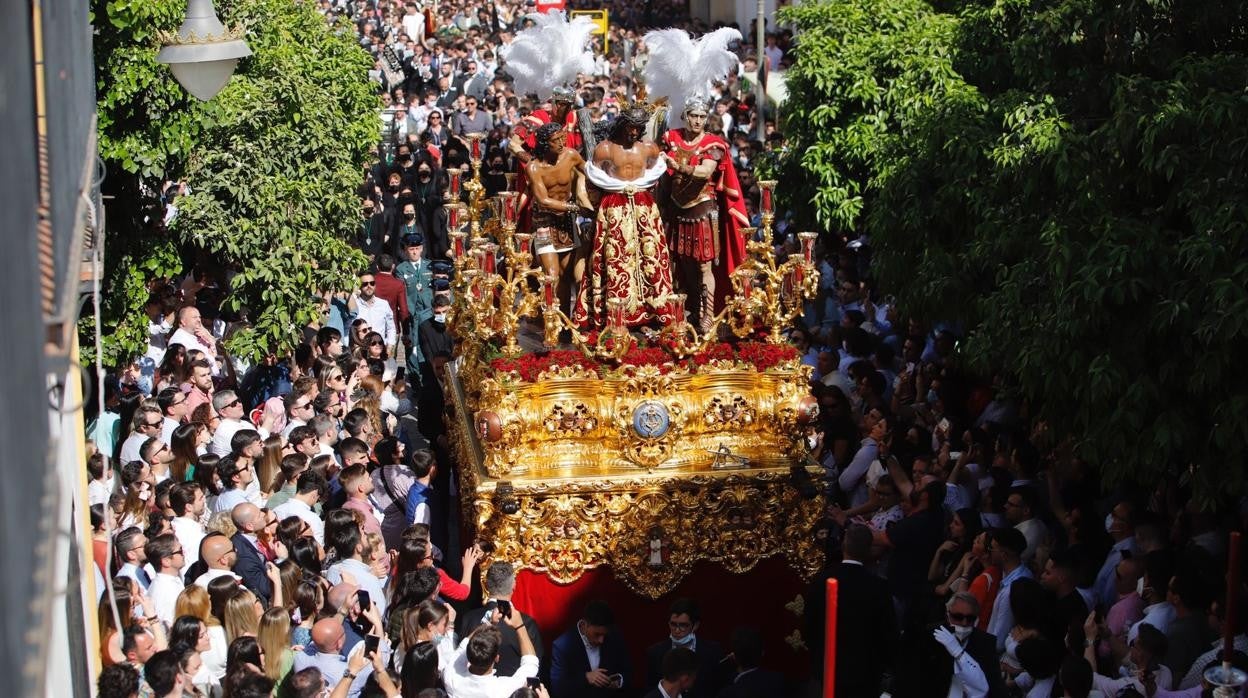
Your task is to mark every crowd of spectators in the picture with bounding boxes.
[89,1,803,697]
[89,0,1247,697]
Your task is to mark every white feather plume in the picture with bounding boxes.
[641,27,743,128]
[499,12,597,100]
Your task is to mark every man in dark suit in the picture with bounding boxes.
[642,647,699,698]
[548,600,633,698]
[716,627,784,698]
[457,561,543,677]
[645,598,725,698]
[228,503,273,604]
[891,592,1007,698]
[803,524,897,697]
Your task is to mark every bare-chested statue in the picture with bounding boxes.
[572,106,677,328]
[527,123,591,317]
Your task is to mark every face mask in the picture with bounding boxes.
[1004,633,1019,657]
[953,625,973,641]
[418,169,431,178]
[926,389,939,404]
[404,213,416,221]
[1105,513,1114,534]
[670,633,695,647]
[389,183,400,191]
[1137,576,1146,596]
[433,313,447,324]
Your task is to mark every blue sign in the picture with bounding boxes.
[632,400,671,439]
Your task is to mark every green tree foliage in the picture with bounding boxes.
[779,0,1248,501]
[89,0,374,364]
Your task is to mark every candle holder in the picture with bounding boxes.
[740,226,759,243]
[757,180,776,215]
[499,191,519,226]
[1204,665,1247,698]
[445,202,461,232]
[667,293,687,326]
[467,133,483,163]
[445,167,463,201]
[504,172,517,192]
[449,230,468,264]
[798,232,818,264]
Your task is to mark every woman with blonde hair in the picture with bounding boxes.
[222,587,263,643]
[117,480,154,530]
[256,606,294,685]
[174,584,228,682]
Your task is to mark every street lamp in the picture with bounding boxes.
[157,0,251,100]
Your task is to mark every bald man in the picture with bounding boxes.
[326,582,370,652]
[230,503,273,604]
[293,617,386,698]
[193,533,241,588]
[167,306,219,375]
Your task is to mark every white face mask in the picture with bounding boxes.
[1004,633,1019,657]
[433,313,447,323]
[1105,513,1114,534]
[670,632,695,647]
[952,625,973,641]
[1137,575,1146,597]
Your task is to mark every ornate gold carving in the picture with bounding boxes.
[703,394,755,429]
[543,401,598,437]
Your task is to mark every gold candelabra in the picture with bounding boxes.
[446,161,819,362]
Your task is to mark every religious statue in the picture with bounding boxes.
[662,96,748,333]
[526,123,591,317]
[573,106,677,328]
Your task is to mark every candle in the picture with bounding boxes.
[782,270,795,298]
[794,263,805,285]
[1225,531,1242,665]
[447,204,460,230]
[448,168,462,198]
[668,293,686,324]
[450,231,466,259]
[482,243,497,274]
[542,274,556,309]
[823,578,838,698]
[799,232,818,263]
[607,299,625,333]
[514,232,533,256]
[500,192,518,224]
[738,270,755,299]
[471,136,481,161]
[758,180,776,215]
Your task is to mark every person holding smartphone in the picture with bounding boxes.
[442,603,540,695]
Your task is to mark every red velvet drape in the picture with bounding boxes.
[512,556,813,688]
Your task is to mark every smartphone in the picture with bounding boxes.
[364,635,380,657]
[526,677,541,688]
[357,590,371,612]
[608,673,623,686]
[496,599,512,621]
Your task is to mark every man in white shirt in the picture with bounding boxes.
[401,2,425,45]
[443,610,540,698]
[1004,487,1048,564]
[212,457,253,514]
[169,483,207,577]
[210,390,267,456]
[193,534,241,588]
[349,272,396,354]
[1129,552,1177,644]
[115,527,153,591]
[145,534,186,625]
[167,306,220,375]
[273,471,327,546]
[120,405,165,465]
[156,388,187,446]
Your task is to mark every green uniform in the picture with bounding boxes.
[396,257,433,367]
